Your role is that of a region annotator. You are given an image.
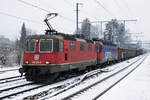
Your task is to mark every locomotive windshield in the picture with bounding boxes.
[39,39,52,52]
[25,39,36,52]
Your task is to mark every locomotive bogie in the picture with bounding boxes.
[22,59,96,73]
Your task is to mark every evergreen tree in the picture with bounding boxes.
[104,19,119,42]
[104,19,133,48]
[16,23,27,65]
[81,18,91,39]
[20,23,26,49]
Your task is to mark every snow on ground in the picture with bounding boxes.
[0,70,20,79]
[0,65,21,79]
[0,64,20,71]
[100,53,150,100]
[14,76,82,100]
[46,54,145,100]
[0,54,148,100]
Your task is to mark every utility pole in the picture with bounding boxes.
[76,3,82,34]
[91,19,137,39]
[121,19,137,31]
[127,32,144,42]
[91,20,112,40]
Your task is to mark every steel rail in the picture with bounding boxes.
[0,68,18,73]
[0,82,34,93]
[0,76,20,81]
[42,55,144,100]
[56,55,145,100]
[0,77,25,84]
[92,55,146,100]
[0,84,48,100]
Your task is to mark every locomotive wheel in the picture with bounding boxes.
[25,69,33,81]
[44,73,59,83]
[25,69,38,81]
[33,73,59,83]
[25,68,59,83]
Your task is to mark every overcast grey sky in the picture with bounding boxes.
[0,0,149,41]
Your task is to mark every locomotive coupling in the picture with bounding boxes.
[19,68,24,77]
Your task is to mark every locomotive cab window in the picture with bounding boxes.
[39,39,53,52]
[70,42,75,51]
[80,43,84,51]
[60,41,64,52]
[25,39,36,52]
[95,45,99,52]
[53,39,59,52]
[105,47,107,52]
[99,45,102,52]
[88,44,92,51]
[96,45,102,52]
[95,45,97,52]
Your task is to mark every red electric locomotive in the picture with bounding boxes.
[20,34,97,82]
[19,13,98,82]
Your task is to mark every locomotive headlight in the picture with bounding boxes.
[46,61,50,64]
[25,61,29,64]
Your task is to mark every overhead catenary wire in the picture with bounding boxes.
[0,11,42,24]
[63,0,99,20]
[112,0,129,18]
[64,0,115,20]
[18,0,74,23]
[112,0,134,19]
[0,11,73,33]
[63,0,74,7]
[119,0,141,35]
[120,0,136,18]
[18,0,49,12]
[94,0,116,18]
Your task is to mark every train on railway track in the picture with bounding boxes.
[19,13,143,82]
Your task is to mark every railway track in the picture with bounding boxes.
[0,75,85,100]
[7,65,106,100]
[0,55,145,100]
[0,76,20,81]
[0,68,19,73]
[0,82,46,100]
[65,56,146,100]
[0,69,86,100]
[0,82,34,93]
[42,55,146,100]
[0,76,25,84]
